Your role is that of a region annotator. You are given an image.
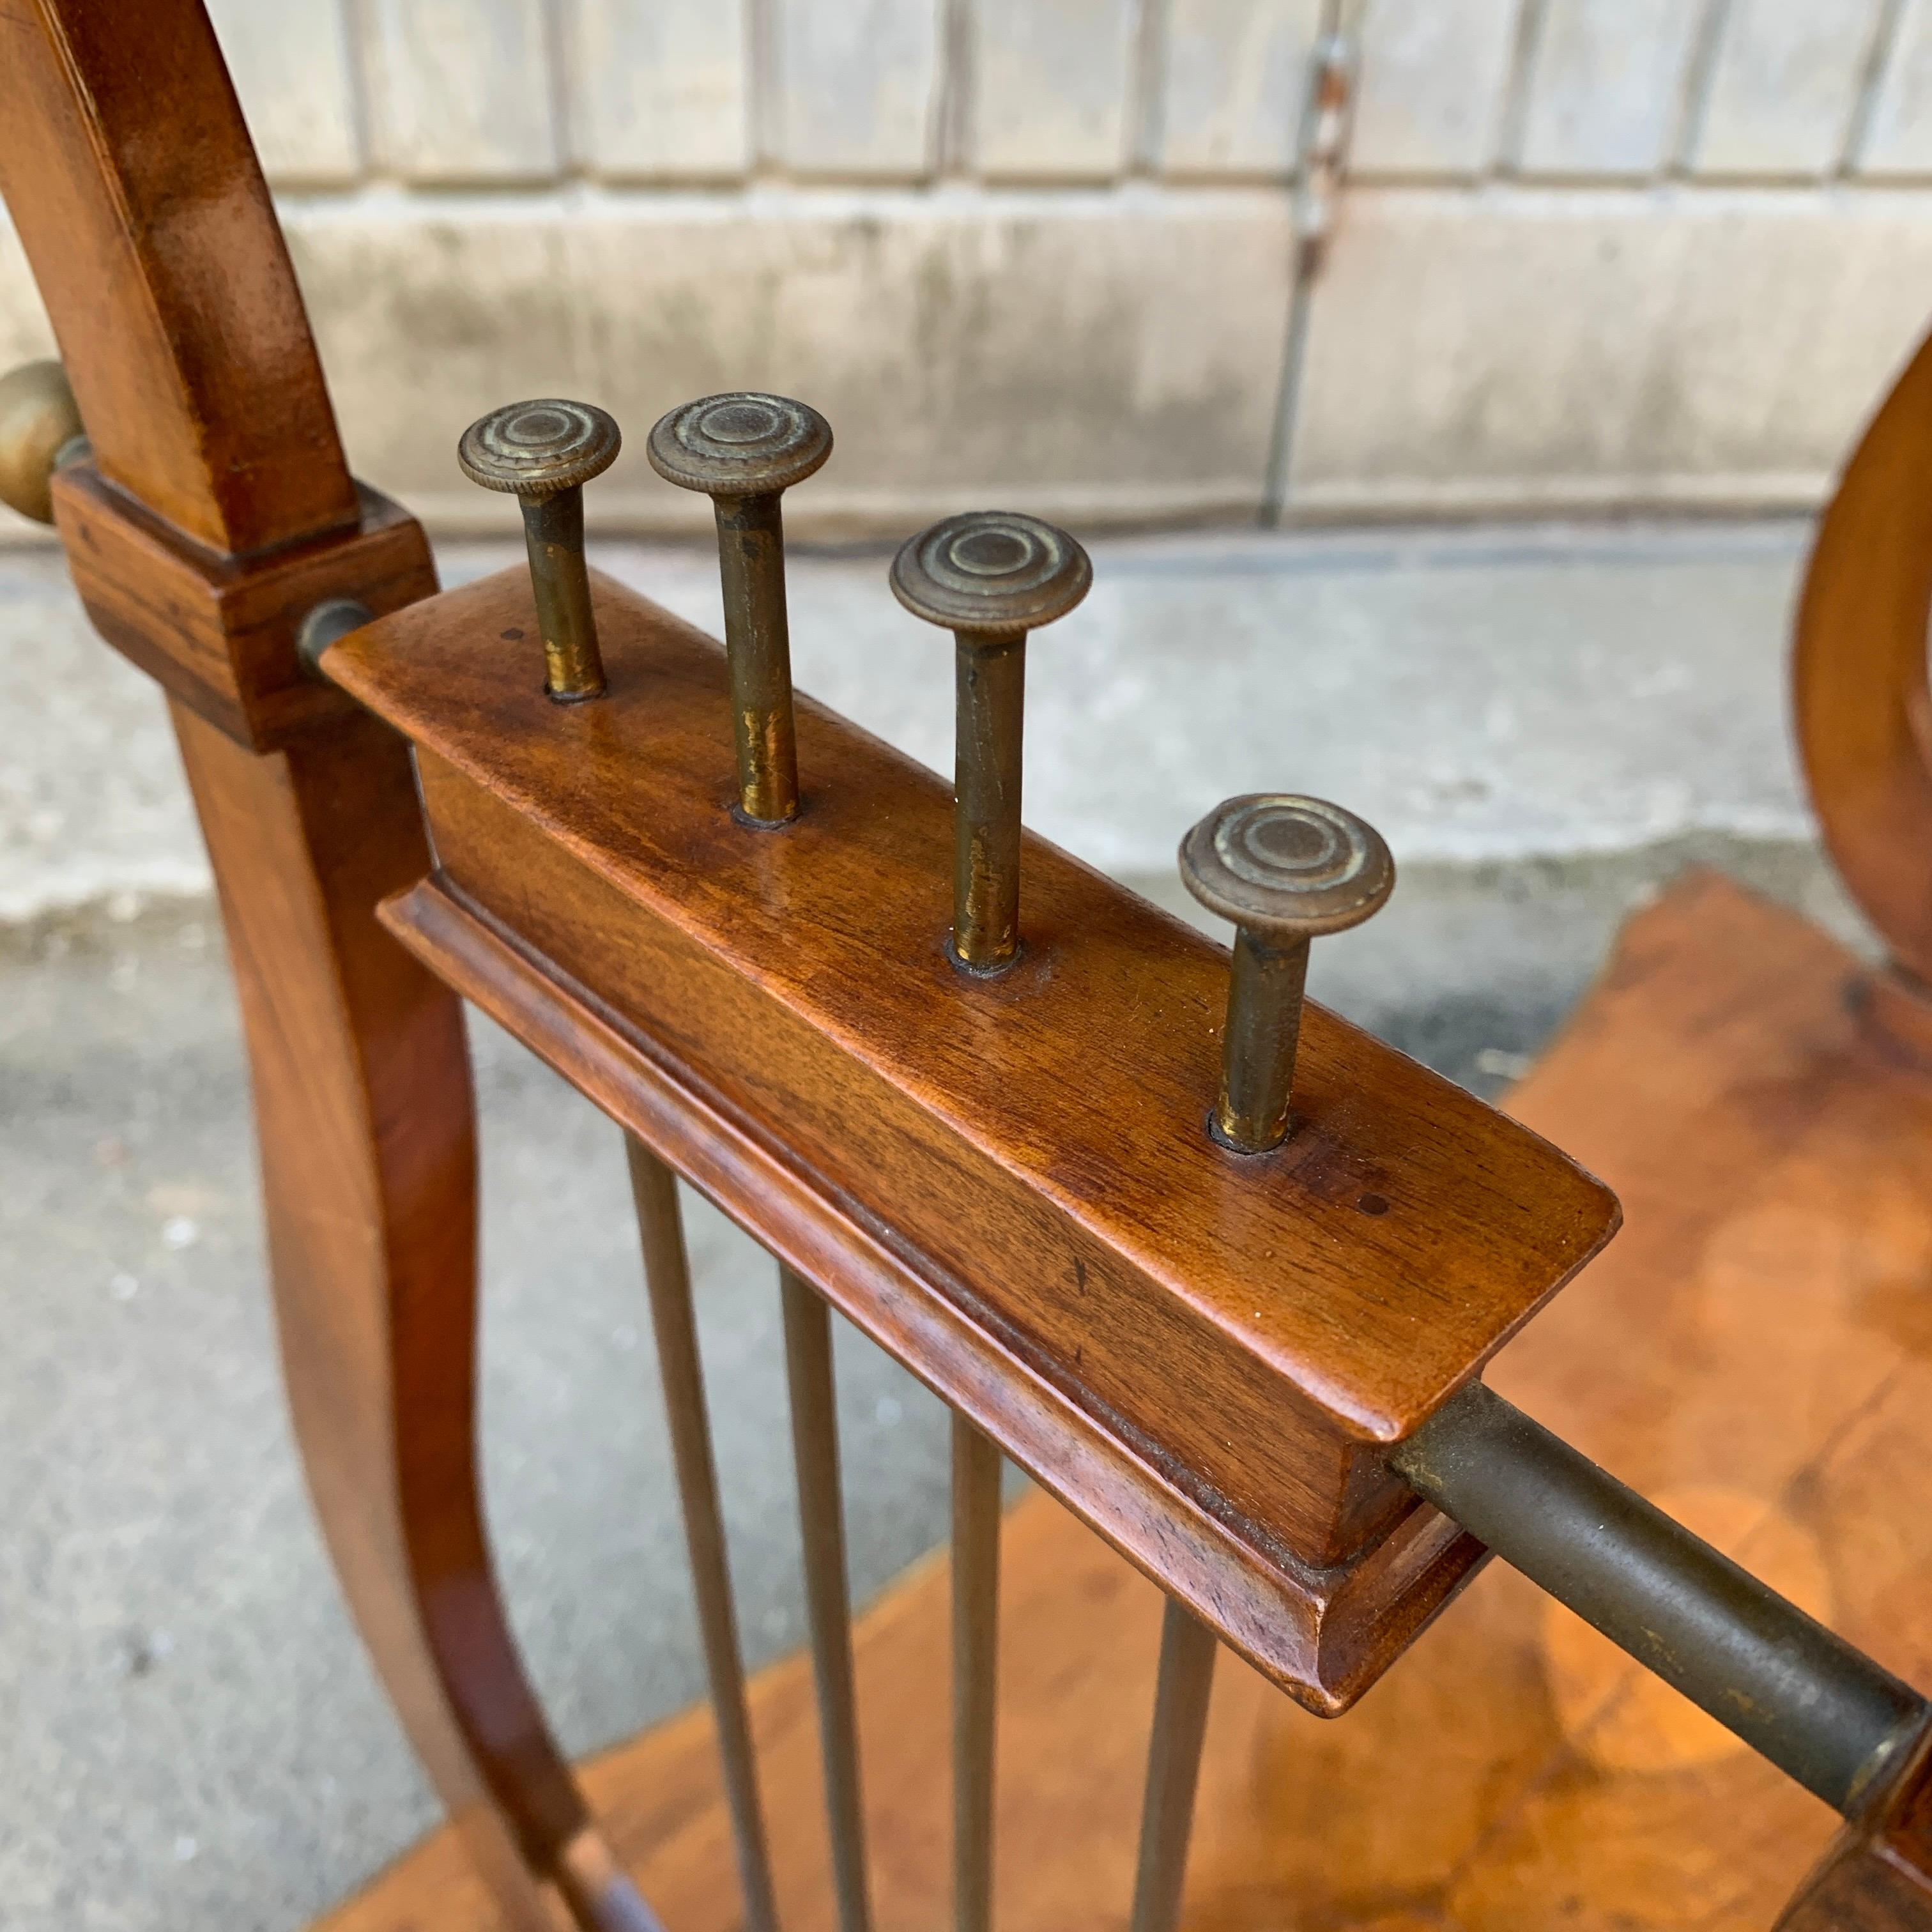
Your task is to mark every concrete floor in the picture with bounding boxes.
[0,521,1874,1929]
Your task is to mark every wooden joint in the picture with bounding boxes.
[1777,1719,1932,1927]
[328,566,1624,1709]
[52,462,437,753]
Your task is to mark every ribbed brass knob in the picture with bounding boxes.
[1180,794,1394,1151]
[890,511,1091,974]
[648,392,833,825]
[458,399,621,702]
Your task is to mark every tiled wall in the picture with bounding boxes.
[6,0,1932,533]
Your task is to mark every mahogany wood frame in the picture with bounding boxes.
[0,0,1613,1899]
[322,562,1617,1705]
[8,0,1932,1923]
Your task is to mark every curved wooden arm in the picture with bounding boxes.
[0,4,636,1924]
[1794,323,1932,988]
[0,0,358,553]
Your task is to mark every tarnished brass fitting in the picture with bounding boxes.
[0,359,87,524]
[1180,794,1393,1152]
[459,399,621,702]
[890,511,1091,974]
[648,392,832,827]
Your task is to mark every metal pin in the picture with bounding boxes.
[890,512,1092,973]
[648,394,832,825]
[1179,794,1393,1153]
[779,1266,873,1932]
[625,1138,780,1932]
[295,598,375,682]
[458,399,622,702]
[0,358,87,524]
[1128,1601,1218,1932]
[951,1416,1002,1932]
[1393,1381,1930,1816]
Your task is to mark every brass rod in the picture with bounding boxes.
[1395,1381,1930,1815]
[1128,1601,1218,1932]
[951,632,1028,971]
[951,1416,1002,1932]
[714,492,801,825]
[520,487,606,701]
[624,1138,780,1932]
[779,1268,873,1932]
[1215,929,1310,1152]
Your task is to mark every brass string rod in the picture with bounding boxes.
[780,1268,874,1932]
[625,1138,781,1932]
[1128,1601,1218,1932]
[951,1416,1002,1932]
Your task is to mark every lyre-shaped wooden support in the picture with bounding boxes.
[13,3,1932,1927]
[0,4,647,1926]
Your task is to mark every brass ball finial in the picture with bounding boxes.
[0,360,86,524]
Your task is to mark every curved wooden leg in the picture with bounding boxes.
[174,702,652,1932]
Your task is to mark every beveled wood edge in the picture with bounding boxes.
[381,871,1490,1715]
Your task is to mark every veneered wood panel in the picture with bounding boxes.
[325,565,1618,1584]
[313,873,1932,1932]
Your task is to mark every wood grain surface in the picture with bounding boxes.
[0,0,358,554]
[54,466,433,751]
[1781,1726,1932,1929]
[383,871,1485,1714]
[327,565,1619,1580]
[318,874,1932,1932]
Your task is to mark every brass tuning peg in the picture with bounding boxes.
[0,359,87,524]
[1180,794,1394,1153]
[647,393,832,827]
[890,512,1091,974]
[459,399,621,702]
